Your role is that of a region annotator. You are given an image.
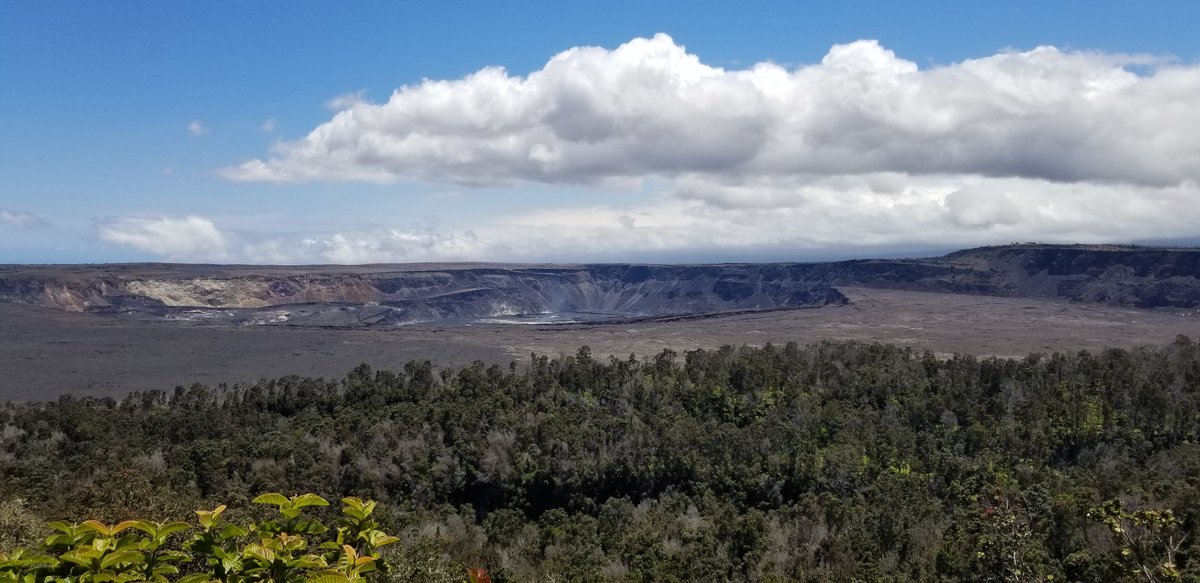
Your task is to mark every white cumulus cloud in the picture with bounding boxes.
[119,37,1200,263]
[223,34,1200,189]
[98,216,228,261]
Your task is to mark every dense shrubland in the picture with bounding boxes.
[3,338,1200,581]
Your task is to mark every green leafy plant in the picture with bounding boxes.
[252,493,330,538]
[0,547,58,583]
[1090,499,1188,583]
[317,496,398,578]
[185,504,249,582]
[1,494,409,583]
[129,520,192,582]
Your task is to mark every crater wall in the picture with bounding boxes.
[2,244,1197,326]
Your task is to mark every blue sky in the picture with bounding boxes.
[3,1,1200,264]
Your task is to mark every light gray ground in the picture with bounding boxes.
[2,287,1197,401]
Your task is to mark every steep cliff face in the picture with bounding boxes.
[943,245,1200,307]
[1,245,1196,326]
[0,264,848,325]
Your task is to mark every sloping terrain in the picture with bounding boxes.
[0,244,1197,328]
[0,264,849,326]
[2,244,1199,400]
[3,288,1198,401]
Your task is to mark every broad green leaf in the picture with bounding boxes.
[306,574,351,583]
[111,520,140,536]
[365,530,399,548]
[177,574,216,583]
[219,524,248,539]
[151,564,180,577]
[195,505,226,529]
[47,521,74,534]
[130,520,190,539]
[290,518,328,535]
[156,522,192,538]
[0,552,56,568]
[252,493,291,507]
[158,550,190,563]
[82,520,114,537]
[100,550,144,569]
[59,549,98,567]
[291,493,330,509]
[129,520,157,535]
[243,544,275,563]
[293,555,328,569]
[44,534,72,548]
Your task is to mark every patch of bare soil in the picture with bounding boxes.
[1,287,1197,401]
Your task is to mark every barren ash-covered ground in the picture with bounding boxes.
[2,244,1199,400]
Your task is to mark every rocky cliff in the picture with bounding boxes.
[1,244,1197,326]
[0,263,848,325]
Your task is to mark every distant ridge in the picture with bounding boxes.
[0,244,1198,326]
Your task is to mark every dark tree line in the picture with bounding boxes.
[3,338,1200,581]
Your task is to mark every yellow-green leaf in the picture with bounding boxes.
[100,549,144,569]
[291,494,330,509]
[252,493,291,507]
[243,543,276,563]
[178,574,216,583]
[306,574,351,583]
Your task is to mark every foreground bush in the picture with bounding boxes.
[0,493,433,583]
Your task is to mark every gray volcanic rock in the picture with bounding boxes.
[0,263,849,326]
[1,244,1197,327]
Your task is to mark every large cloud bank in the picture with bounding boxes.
[108,36,1200,263]
[96,174,1200,265]
[224,34,1200,189]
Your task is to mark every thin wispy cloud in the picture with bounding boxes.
[324,90,368,111]
[0,209,48,229]
[187,121,208,136]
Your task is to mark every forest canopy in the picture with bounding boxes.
[2,339,1200,581]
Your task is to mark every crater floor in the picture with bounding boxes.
[2,287,1197,401]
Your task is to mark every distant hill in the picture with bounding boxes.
[0,244,1197,326]
[798,244,1200,308]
